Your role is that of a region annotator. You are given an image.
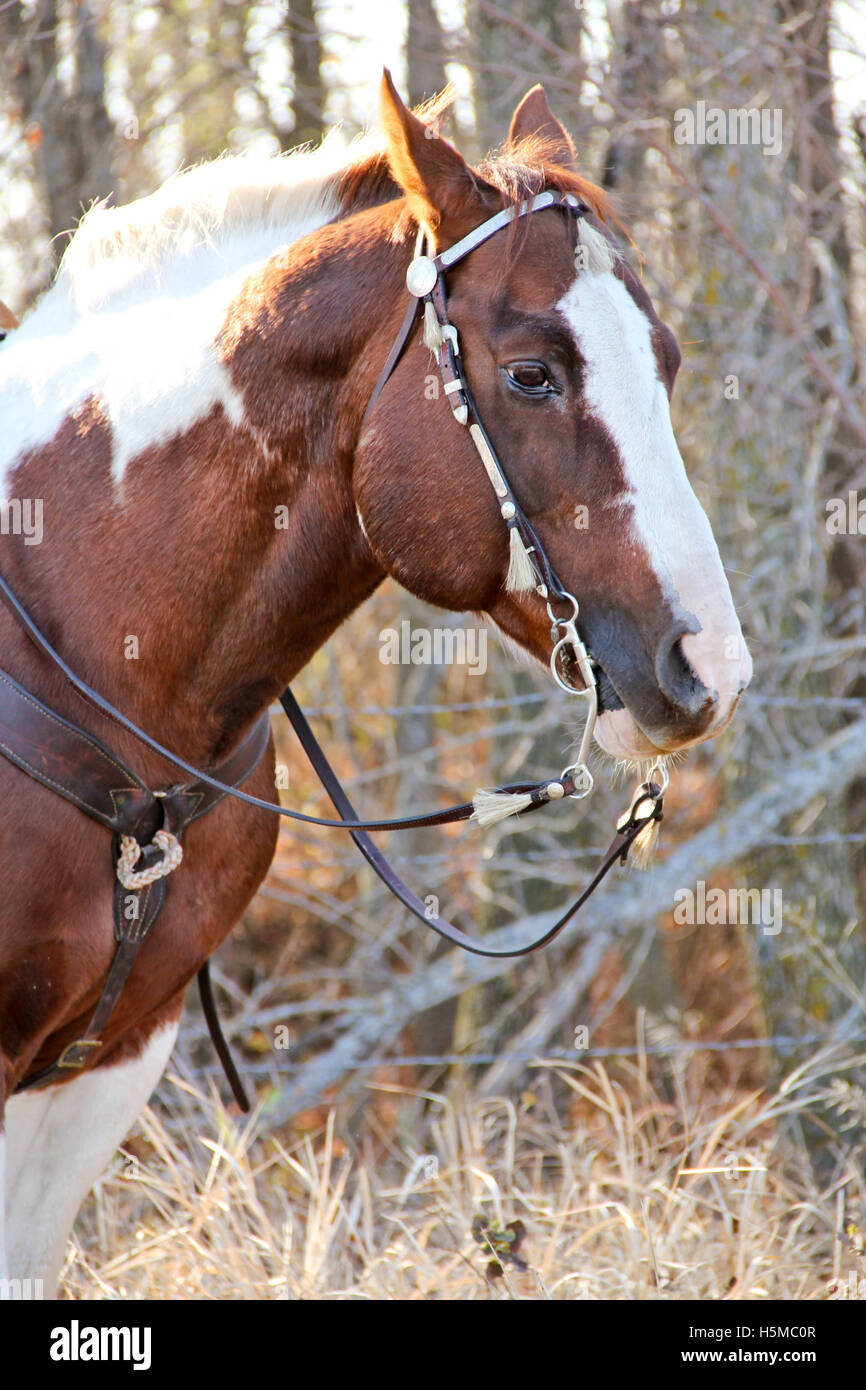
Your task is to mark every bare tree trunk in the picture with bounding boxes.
[2,0,113,255]
[407,0,449,107]
[783,1,865,918]
[467,0,583,157]
[601,0,667,191]
[287,0,325,148]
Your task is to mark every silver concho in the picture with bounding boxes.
[405,255,438,298]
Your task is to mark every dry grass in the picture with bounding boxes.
[58,1050,866,1301]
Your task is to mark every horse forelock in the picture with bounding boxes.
[480,136,611,219]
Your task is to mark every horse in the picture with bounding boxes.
[0,72,751,1295]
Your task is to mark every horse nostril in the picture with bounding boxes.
[655,630,713,721]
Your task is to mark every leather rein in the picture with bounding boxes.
[1,191,666,1110]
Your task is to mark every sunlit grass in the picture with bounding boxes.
[59,1055,864,1301]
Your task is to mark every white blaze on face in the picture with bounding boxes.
[556,260,751,748]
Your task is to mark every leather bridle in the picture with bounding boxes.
[364,192,598,722]
[0,191,667,1110]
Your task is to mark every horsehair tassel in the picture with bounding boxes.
[471,779,565,828]
[629,808,661,869]
[505,520,537,594]
[618,790,663,869]
[423,298,445,352]
[471,788,535,827]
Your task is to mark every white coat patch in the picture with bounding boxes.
[0,139,370,493]
[3,1021,178,1294]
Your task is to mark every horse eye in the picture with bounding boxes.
[504,361,553,395]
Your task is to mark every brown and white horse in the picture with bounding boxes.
[0,75,751,1294]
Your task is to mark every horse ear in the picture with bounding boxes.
[508,85,578,170]
[380,68,498,246]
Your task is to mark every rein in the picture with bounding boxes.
[1,190,668,1111]
[0,568,587,831]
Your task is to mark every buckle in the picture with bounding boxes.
[56,1038,103,1070]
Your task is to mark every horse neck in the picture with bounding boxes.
[7,203,408,766]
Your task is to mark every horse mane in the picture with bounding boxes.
[481,135,611,221]
[478,134,621,274]
[335,123,620,270]
[56,131,382,316]
[55,100,618,318]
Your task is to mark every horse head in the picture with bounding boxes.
[355,74,752,761]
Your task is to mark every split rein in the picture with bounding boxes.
[0,565,666,962]
[1,192,668,1108]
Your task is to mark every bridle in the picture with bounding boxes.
[364,191,599,768]
[0,189,667,1109]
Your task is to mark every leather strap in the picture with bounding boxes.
[0,664,152,833]
[0,662,270,838]
[197,959,251,1112]
[10,697,270,1097]
[16,878,166,1093]
[0,572,572,832]
[280,687,663,959]
[435,190,584,270]
[424,268,573,608]
[362,291,421,429]
[361,192,587,437]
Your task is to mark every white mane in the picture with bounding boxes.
[1,133,620,494]
[56,131,380,318]
[0,134,379,490]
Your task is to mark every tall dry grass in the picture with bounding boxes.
[59,1048,865,1301]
